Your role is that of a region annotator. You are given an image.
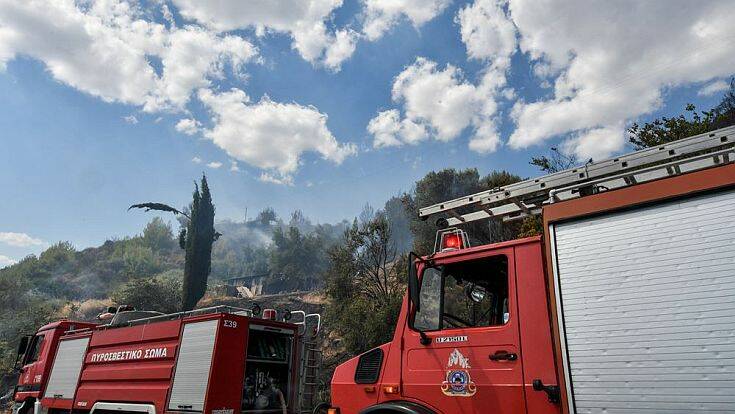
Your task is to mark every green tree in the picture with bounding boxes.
[129,174,219,310]
[142,217,175,251]
[383,196,413,253]
[111,275,182,314]
[269,226,326,292]
[324,215,405,354]
[523,148,581,238]
[405,168,523,255]
[256,207,277,227]
[530,147,578,174]
[121,242,159,278]
[38,241,75,270]
[181,177,217,310]
[628,78,735,148]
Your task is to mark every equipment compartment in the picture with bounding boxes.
[242,327,294,413]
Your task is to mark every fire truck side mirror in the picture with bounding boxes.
[408,252,421,312]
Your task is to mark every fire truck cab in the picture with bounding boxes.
[332,236,556,414]
[13,306,322,414]
[330,125,735,414]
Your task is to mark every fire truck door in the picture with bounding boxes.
[17,332,47,394]
[401,251,526,413]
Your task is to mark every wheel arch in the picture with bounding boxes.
[359,401,435,414]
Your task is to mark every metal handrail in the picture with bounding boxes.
[123,305,253,327]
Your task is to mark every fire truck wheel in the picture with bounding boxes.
[359,401,435,414]
[312,402,331,414]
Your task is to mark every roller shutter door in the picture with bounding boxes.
[168,320,218,412]
[44,337,90,399]
[551,189,735,413]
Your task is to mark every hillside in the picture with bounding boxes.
[0,202,412,400]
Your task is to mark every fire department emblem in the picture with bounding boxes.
[441,349,476,397]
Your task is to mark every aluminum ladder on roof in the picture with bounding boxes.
[419,125,735,227]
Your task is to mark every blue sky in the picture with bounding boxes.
[0,0,733,266]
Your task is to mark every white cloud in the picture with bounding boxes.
[391,58,478,141]
[207,161,223,169]
[368,109,402,148]
[699,80,730,96]
[506,0,735,159]
[368,57,503,153]
[368,0,516,154]
[0,254,16,268]
[0,0,258,112]
[362,0,451,41]
[368,109,430,148]
[259,172,293,186]
[229,160,241,172]
[191,156,202,164]
[198,88,356,184]
[0,232,43,247]
[323,29,358,71]
[172,0,355,70]
[456,0,516,64]
[176,118,201,135]
[368,0,735,159]
[560,125,625,161]
[123,114,139,124]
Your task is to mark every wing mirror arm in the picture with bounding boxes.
[408,252,421,312]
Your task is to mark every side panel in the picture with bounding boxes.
[75,319,181,414]
[43,336,90,400]
[168,319,219,412]
[551,189,735,413]
[203,315,248,414]
[514,242,560,413]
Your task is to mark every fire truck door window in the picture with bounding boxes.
[412,255,508,331]
[414,267,442,331]
[23,335,44,364]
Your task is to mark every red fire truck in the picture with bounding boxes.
[329,125,735,413]
[12,305,323,414]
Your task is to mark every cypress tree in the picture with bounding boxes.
[181,176,216,310]
[130,174,218,311]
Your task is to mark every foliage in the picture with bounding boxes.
[628,78,735,148]
[143,217,176,251]
[39,241,76,269]
[121,242,160,278]
[0,268,58,392]
[182,176,217,310]
[269,226,328,292]
[128,202,187,217]
[324,215,405,354]
[530,147,579,174]
[404,168,523,255]
[382,196,413,253]
[129,175,218,311]
[256,207,277,226]
[111,275,182,314]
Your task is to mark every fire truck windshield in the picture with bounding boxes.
[413,255,509,331]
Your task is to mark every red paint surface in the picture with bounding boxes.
[15,321,96,405]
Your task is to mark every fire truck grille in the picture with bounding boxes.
[354,348,383,384]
